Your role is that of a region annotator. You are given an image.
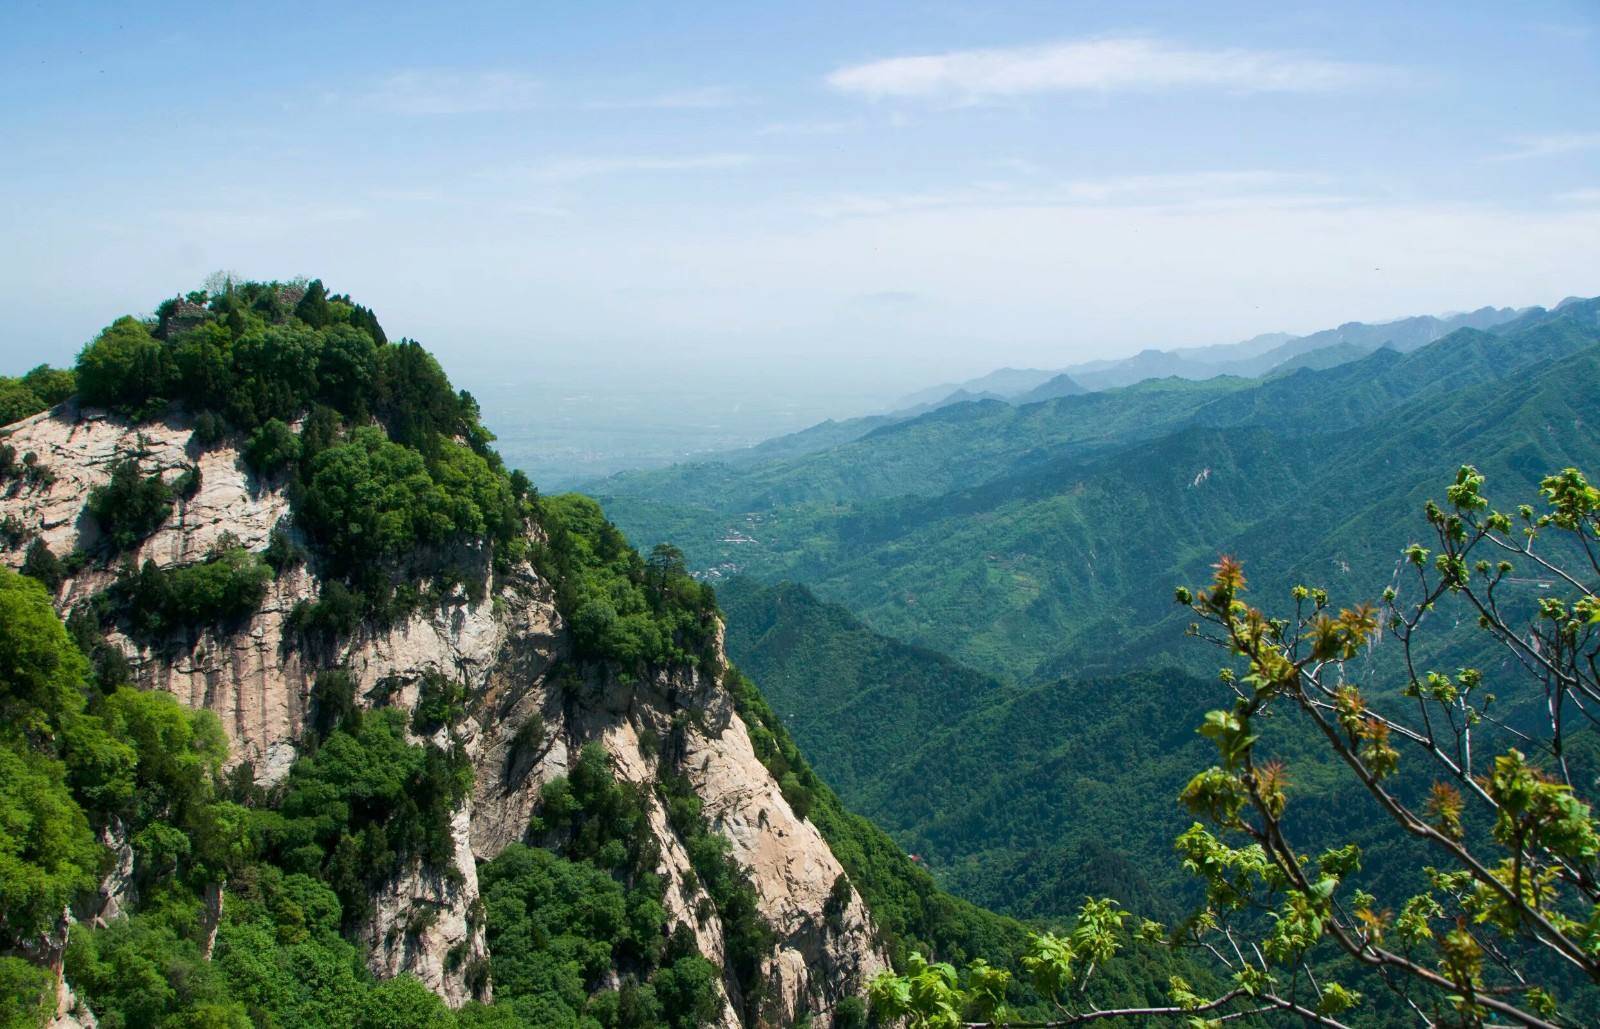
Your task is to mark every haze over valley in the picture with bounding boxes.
[3,2,1599,1026]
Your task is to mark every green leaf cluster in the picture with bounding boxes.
[98,545,272,643]
[0,364,74,425]
[533,495,718,669]
[84,455,175,554]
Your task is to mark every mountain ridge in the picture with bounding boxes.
[597,297,1600,681]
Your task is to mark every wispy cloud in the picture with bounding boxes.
[1556,187,1600,205]
[1491,133,1600,162]
[825,37,1392,101]
[347,70,543,114]
[498,153,757,183]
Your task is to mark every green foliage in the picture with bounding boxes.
[540,744,659,883]
[308,669,358,744]
[19,539,63,593]
[293,278,331,328]
[658,767,774,1018]
[76,317,169,418]
[96,688,248,891]
[0,552,611,1027]
[721,583,1218,923]
[85,456,173,553]
[868,898,1186,1027]
[286,580,365,640]
[483,745,724,1027]
[479,844,720,1028]
[78,282,393,434]
[602,301,1600,682]
[725,661,1215,1018]
[0,742,102,943]
[0,566,102,754]
[0,385,44,428]
[1144,465,1600,1026]
[0,567,248,1021]
[0,364,74,426]
[0,954,54,1028]
[20,365,77,408]
[295,426,519,596]
[100,546,271,643]
[66,893,243,1029]
[260,709,470,926]
[0,445,56,491]
[45,279,541,646]
[243,417,300,476]
[534,494,718,669]
[411,670,467,737]
[67,862,460,1029]
[717,578,1015,801]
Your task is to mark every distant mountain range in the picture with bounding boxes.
[640,300,1546,477]
[594,295,1600,681]
[587,295,1600,935]
[896,303,1529,410]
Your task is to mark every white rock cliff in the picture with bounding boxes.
[1,402,890,1027]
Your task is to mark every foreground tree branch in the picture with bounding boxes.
[865,466,1600,1027]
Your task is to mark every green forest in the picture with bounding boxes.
[602,298,1600,1024]
[0,280,1189,1027]
[599,301,1600,680]
[5,280,1600,1026]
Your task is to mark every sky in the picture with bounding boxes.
[2,0,1598,426]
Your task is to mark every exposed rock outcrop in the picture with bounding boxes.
[1,403,890,1026]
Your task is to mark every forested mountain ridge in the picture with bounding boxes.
[0,279,1154,1028]
[598,297,1600,681]
[669,301,1535,476]
[635,301,1600,1026]
[887,301,1526,405]
[7,280,1599,1026]
[715,578,1215,920]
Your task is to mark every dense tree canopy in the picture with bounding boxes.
[0,365,74,425]
[868,466,1600,1027]
[84,456,175,554]
[535,494,719,670]
[4,275,1144,1027]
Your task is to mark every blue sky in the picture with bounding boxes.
[2,0,1597,400]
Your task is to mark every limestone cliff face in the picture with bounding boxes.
[2,402,889,1026]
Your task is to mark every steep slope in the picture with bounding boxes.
[716,578,1015,800]
[715,580,1215,919]
[0,401,893,1028]
[0,284,922,1028]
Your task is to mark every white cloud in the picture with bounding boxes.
[1556,187,1600,205]
[349,70,542,114]
[825,37,1392,100]
[1492,133,1600,162]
